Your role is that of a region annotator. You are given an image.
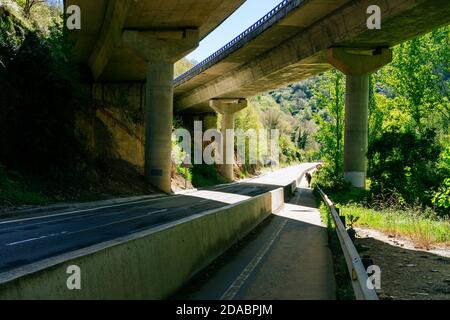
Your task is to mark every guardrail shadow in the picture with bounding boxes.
[354,234,450,300]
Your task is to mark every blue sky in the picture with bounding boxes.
[186,0,283,63]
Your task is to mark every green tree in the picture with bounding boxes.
[11,0,61,32]
[174,58,196,78]
[367,26,450,209]
[313,70,345,178]
[378,26,450,135]
[368,129,441,206]
[368,75,382,145]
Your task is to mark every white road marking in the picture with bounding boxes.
[3,210,167,246]
[0,202,163,231]
[5,232,68,246]
[0,197,170,226]
[220,217,288,300]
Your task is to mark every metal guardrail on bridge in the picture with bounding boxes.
[173,0,303,87]
[316,186,379,300]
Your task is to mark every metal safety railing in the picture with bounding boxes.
[173,0,303,87]
[316,186,379,300]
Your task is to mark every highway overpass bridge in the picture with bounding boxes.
[67,0,246,193]
[67,0,450,193]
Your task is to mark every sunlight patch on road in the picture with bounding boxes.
[186,190,251,204]
[275,203,325,228]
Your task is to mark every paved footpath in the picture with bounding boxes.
[176,176,336,300]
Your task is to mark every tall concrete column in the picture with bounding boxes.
[123,29,199,193]
[210,99,248,181]
[221,111,236,180]
[145,61,174,193]
[328,48,392,188]
[344,74,369,187]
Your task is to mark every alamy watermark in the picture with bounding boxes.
[172,122,280,166]
[367,265,381,290]
[367,5,381,30]
[66,5,81,30]
[66,265,81,290]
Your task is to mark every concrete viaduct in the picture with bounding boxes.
[67,0,450,193]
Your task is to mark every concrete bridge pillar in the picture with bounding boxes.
[328,48,392,188]
[210,99,248,181]
[123,30,199,193]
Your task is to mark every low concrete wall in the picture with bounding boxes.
[0,188,284,299]
[283,169,308,201]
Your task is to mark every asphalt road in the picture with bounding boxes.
[0,164,315,273]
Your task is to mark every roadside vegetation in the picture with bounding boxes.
[320,188,449,249]
[344,206,449,248]
[312,26,449,247]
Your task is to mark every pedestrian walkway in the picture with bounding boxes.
[176,176,336,300]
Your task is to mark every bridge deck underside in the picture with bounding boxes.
[66,0,246,81]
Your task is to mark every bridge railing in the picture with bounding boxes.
[316,186,379,300]
[173,0,303,87]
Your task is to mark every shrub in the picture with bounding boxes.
[0,13,87,174]
[367,128,441,206]
[191,164,227,187]
[432,178,450,213]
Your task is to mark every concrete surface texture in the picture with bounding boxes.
[143,61,175,193]
[66,0,245,81]
[176,175,336,300]
[78,83,146,169]
[342,74,369,188]
[0,164,315,299]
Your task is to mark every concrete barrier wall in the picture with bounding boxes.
[282,170,307,201]
[0,188,284,300]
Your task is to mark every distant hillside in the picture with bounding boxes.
[267,77,320,121]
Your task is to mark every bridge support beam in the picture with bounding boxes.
[343,74,369,188]
[328,48,392,188]
[123,29,199,193]
[210,99,248,181]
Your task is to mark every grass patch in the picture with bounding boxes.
[191,164,228,188]
[339,205,450,249]
[318,186,450,249]
[0,164,49,206]
[176,165,192,183]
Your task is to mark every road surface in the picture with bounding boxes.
[0,163,316,273]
